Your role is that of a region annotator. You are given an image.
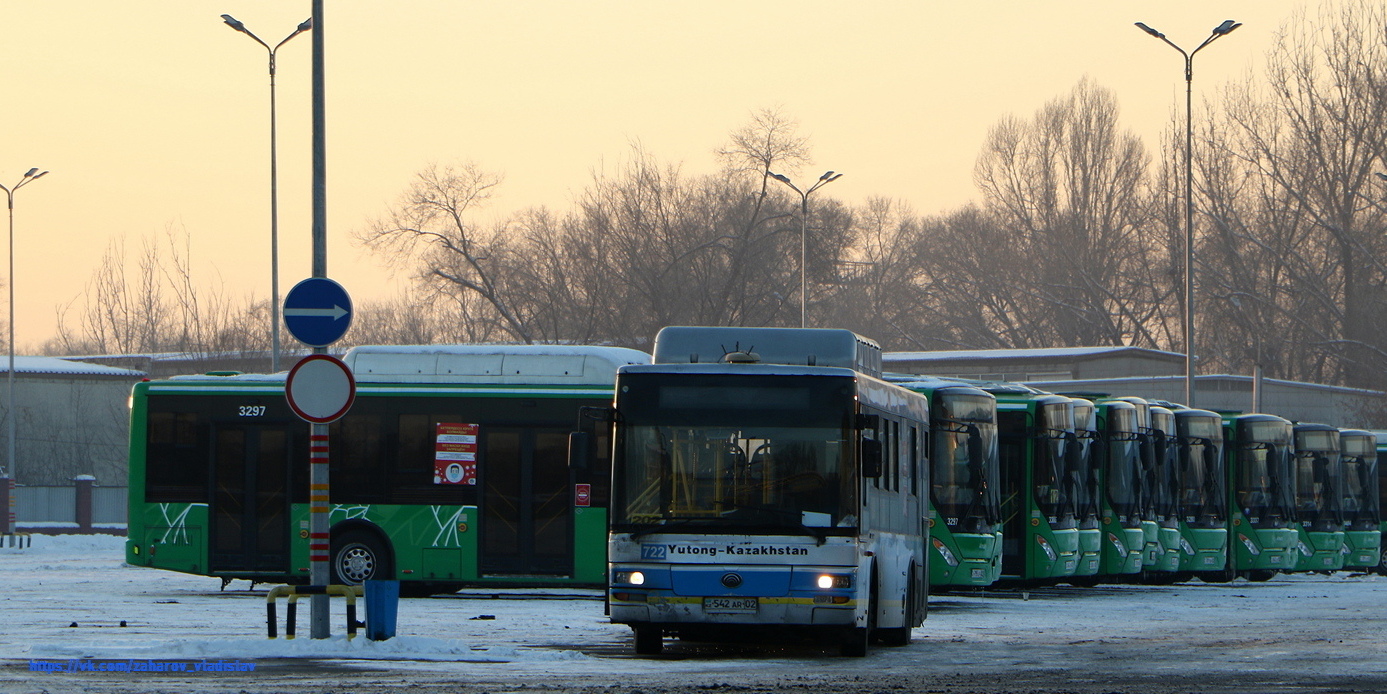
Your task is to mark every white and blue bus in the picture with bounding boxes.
[601,327,929,657]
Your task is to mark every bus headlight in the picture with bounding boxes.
[1238,533,1260,556]
[613,570,645,586]
[1035,535,1058,562]
[933,537,960,567]
[817,574,851,589]
[1107,532,1128,558]
[1180,537,1195,556]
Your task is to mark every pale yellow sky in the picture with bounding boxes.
[0,1,1309,351]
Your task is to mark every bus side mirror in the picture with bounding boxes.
[966,424,984,470]
[862,438,883,478]
[568,431,592,471]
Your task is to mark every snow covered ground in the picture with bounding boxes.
[1,534,1386,694]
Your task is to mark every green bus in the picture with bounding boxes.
[1142,404,1183,577]
[1069,398,1102,580]
[892,377,1001,588]
[1290,422,1345,572]
[1172,408,1228,578]
[989,385,1081,583]
[1338,429,1380,571]
[1224,413,1298,580]
[1094,398,1144,578]
[125,344,648,591]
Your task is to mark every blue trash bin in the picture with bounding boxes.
[364,580,399,641]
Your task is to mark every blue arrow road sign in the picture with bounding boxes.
[283,277,352,347]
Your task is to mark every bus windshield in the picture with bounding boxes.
[932,392,999,532]
[1294,429,1342,526]
[1177,415,1225,526]
[612,373,857,532]
[1340,435,1379,529]
[1105,407,1141,523]
[1033,401,1073,524]
[1236,420,1294,524]
[1070,402,1099,525]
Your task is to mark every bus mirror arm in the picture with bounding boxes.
[578,405,618,424]
[568,431,592,471]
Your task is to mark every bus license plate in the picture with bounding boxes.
[704,597,758,613]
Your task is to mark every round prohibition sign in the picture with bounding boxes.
[285,354,356,423]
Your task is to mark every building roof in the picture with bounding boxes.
[885,346,1183,363]
[0,356,146,378]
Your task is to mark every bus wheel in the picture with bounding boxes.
[1247,569,1277,582]
[331,531,392,586]
[633,625,663,656]
[1377,548,1387,576]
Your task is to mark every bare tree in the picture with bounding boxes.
[1205,0,1387,388]
[356,163,538,343]
[973,78,1161,349]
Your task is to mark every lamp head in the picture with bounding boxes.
[22,168,38,178]
[768,172,790,184]
[1134,22,1165,39]
[221,14,248,33]
[1213,20,1241,36]
[819,171,835,181]
[296,18,313,33]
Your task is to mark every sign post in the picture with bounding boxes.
[285,277,354,640]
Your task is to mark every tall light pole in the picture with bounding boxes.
[0,167,47,535]
[768,170,843,328]
[1135,19,1241,408]
[221,14,312,372]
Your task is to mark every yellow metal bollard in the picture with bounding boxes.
[266,584,363,639]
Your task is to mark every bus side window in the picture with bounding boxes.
[146,411,208,503]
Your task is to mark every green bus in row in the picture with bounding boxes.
[126,345,648,592]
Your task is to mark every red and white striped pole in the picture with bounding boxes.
[309,424,330,638]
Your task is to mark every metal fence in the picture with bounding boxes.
[15,485,126,524]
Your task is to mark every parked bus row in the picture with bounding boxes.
[123,327,1384,658]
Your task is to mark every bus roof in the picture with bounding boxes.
[342,344,649,385]
[652,326,882,377]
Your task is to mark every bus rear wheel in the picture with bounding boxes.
[331,531,392,586]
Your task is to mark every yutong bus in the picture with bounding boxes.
[125,345,647,592]
[601,327,929,656]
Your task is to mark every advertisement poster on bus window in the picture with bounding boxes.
[434,423,478,485]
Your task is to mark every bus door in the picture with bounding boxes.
[208,423,294,574]
[480,428,572,576]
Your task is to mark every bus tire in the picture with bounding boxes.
[1247,569,1277,582]
[1377,548,1387,576]
[331,530,393,586]
[633,625,663,656]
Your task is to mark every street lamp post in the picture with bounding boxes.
[768,170,843,328]
[221,14,312,373]
[1135,19,1241,408]
[0,167,47,535]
